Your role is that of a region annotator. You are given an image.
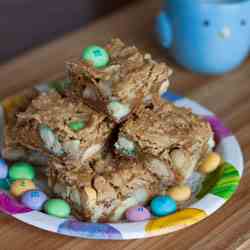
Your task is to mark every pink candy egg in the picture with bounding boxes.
[125,205,151,222]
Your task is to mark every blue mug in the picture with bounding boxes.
[156,0,250,74]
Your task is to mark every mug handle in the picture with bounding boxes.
[156,10,172,49]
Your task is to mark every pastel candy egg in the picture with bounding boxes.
[21,190,48,210]
[10,179,36,197]
[126,205,151,222]
[0,159,8,179]
[0,178,10,190]
[82,45,109,68]
[199,152,221,174]
[150,195,177,217]
[44,199,71,218]
[68,120,85,132]
[167,185,192,202]
[9,162,35,181]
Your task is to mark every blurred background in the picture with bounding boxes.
[0,0,132,63]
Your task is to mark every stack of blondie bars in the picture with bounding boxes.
[3,39,214,222]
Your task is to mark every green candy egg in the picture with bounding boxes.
[82,45,109,68]
[68,120,85,132]
[9,162,35,181]
[44,199,71,218]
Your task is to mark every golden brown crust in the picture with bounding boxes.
[117,100,214,181]
[1,88,49,165]
[66,38,172,123]
[48,154,174,222]
[14,91,114,161]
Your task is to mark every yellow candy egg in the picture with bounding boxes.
[10,179,36,197]
[199,152,221,174]
[167,185,192,202]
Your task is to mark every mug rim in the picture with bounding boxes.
[196,0,250,5]
[167,0,250,6]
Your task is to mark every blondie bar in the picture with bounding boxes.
[114,100,215,182]
[13,91,114,163]
[1,89,48,166]
[66,38,172,123]
[48,153,175,222]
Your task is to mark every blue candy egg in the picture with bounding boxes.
[21,190,48,210]
[150,195,177,217]
[0,159,8,179]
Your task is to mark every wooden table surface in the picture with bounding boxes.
[1,0,250,249]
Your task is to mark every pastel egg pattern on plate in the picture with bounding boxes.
[145,208,207,233]
[58,220,122,239]
[204,116,231,143]
[196,162,240,200]
[196,164,224,200]
[0,90,243,239]
[0,191,32,214]
[210,163,240,200]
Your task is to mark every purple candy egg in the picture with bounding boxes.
[0,159,8,179]
[126,205,151,222]
[21,190,48,210]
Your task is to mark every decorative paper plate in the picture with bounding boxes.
[0,83,244,240]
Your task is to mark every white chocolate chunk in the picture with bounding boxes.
[82,85,98,101]
[114,136,136,157]
[207,136,215,150]
[80,144,102,162]
[39,125,64,156]
[63,140,80,156]
[84,187,97,207]
[99,80,112,97]
[107,101,130,121]
[147,158,172,178]
[159,79,170,96]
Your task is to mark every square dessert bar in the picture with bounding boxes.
[66,38,172,123]
[1,88,48,166]
[114,100,215,183]
[13,91,114,163]
[48,153,173,222]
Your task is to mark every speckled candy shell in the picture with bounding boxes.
[0,83,244,240]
